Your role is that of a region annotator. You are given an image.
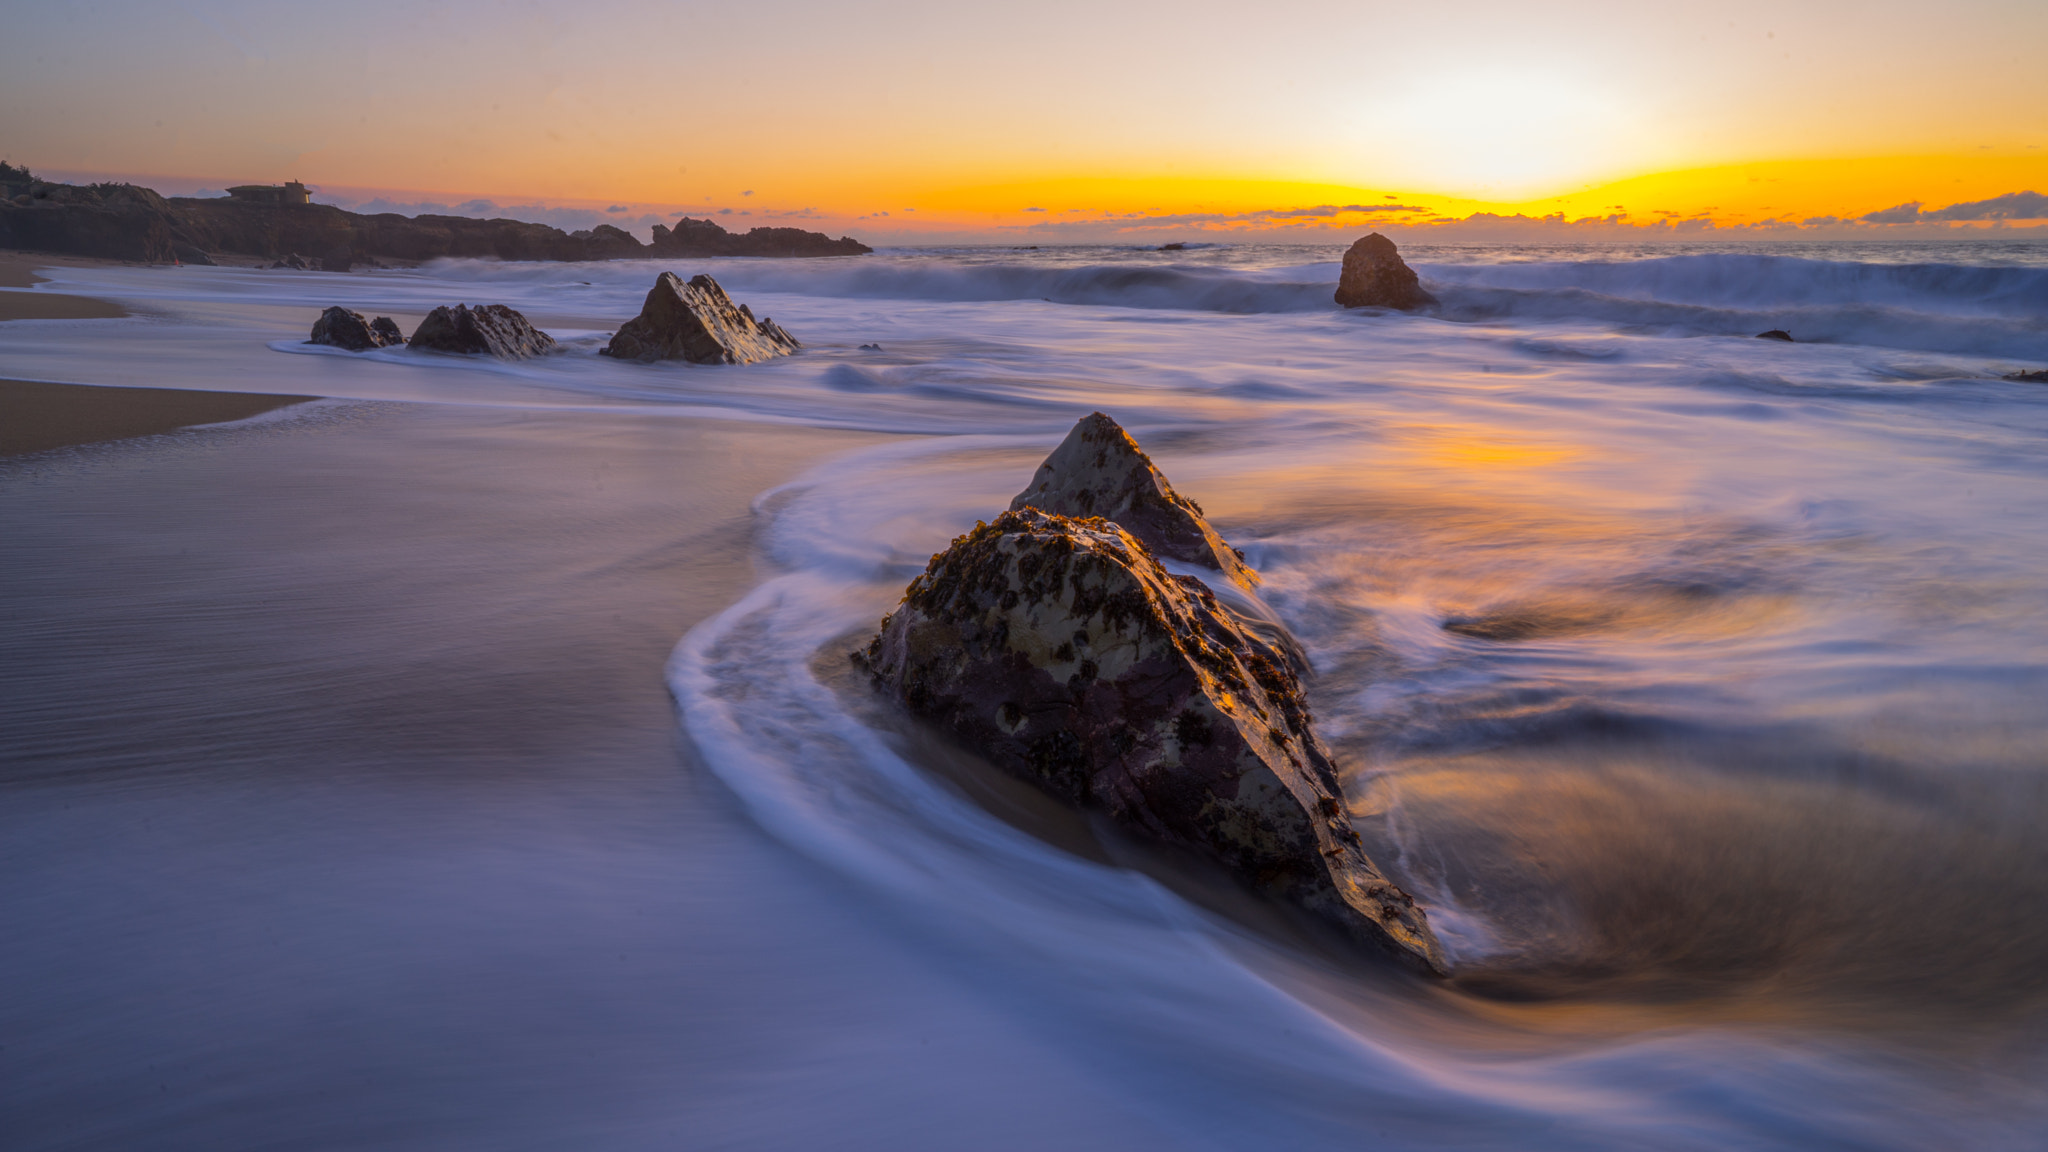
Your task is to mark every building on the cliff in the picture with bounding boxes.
[225,181,311,206]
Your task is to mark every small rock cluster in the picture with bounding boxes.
[857,413,1448,974]
[301,273,801,365]
[307,306,404,351]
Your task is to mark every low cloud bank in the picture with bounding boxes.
[1862,191,2048,224]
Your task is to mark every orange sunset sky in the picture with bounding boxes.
[5,0,2045,243]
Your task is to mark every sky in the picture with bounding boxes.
[5,0,2046,243]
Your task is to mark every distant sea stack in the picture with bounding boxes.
[0,170,873,266]
[1334,233,1436,311]
[602,272,800,365]
[650,216,872,258]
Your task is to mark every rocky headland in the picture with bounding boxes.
[857,413,1447,974]
[0,169,871,266]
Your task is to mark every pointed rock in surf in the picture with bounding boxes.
[1010,412,1259,591]
[600,272,801,365]
[407,303,557,360]
[858,507,1447,975]
[1334,232,1436,310]
[308,305,404,351]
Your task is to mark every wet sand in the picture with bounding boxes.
[1,380,316,457]
[0,253,130,318]
[0,399,1192,1149]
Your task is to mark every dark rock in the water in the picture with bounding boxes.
[1159,242,1187,251]
[600,272,801,365]
[1334,232,1436,310]
[1010,412,1258,591]
[2004,368,2048,383]
[1756,329,1795,342]
[308,305,405,351]
[859,343,883,351]
[172,243,215,266]
[648,215,871,258]
[857,506,1446,974]
[408,303,557,360]
[320,246,355,273]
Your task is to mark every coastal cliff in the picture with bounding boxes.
[0,174,871,265]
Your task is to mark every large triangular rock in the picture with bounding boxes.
[1010,412,1258,591]
[1334,233,1436,310]
[407,303,557,360]
[600,272,800,365]
[858,507,1446,974]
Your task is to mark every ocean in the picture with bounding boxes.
[5,241,2048,1148]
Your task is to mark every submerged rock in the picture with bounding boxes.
[1334,232,1436,310]
[601,272,800,365]
[1757,329,1795,342]
[407,303,557,360]
[308,305,404,351]
[857,506,1446,974]
[1010,412,1258,591]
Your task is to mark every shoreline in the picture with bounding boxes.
[0,253,131,321]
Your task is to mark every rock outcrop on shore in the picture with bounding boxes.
[308,306,404,351]
[408,304,556,359]
[601,272,800,365]
[1334,233,1436,311]
[0,177,873,266]
[649,216,871,258]
[857,418,1447,974]
[1008,412,1258,591]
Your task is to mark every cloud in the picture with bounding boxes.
[1011,202,1436,233]
[742,189,754,197]
[1024,206,1047,212]
[1862,201,1923,224]
[1802,214,1841,225]
[1923,190,2048,221]
[605,204,629,213]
